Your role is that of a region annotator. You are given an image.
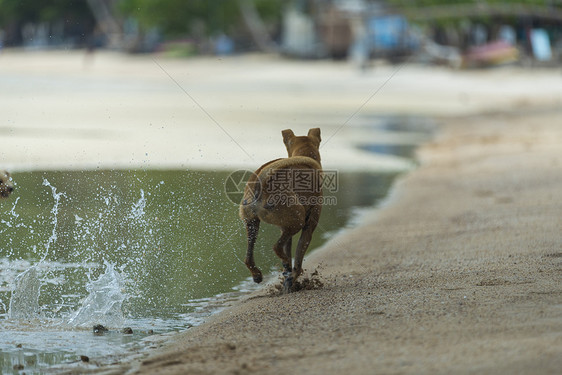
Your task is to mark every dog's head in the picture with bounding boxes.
[282,128,321,163]
[0,170,14,198]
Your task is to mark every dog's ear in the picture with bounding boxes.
[308,128,321,144]
[282,129,295,147]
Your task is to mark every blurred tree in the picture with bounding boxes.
[387,0,560,7]
[0,0,93,23]
[0,0,283,49]
[386,0,562,21]
[117,0,283,39]
[0,0,95,46]
[118,0,237,37]
[385,0,562,56]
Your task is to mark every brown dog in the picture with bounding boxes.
[0,170,14,198]
[239,128,323,292]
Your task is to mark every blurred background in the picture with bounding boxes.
[1,1,561,371]
[0,0,560,67]
[2,0,561,172]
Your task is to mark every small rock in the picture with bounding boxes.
[121,327,133,334]
[16,343,22,348]
[80,355,90,363]
[93,324,109,335]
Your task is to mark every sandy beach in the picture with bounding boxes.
[1,51,561,374]
[1,50,560,172]
[91,108,560,375]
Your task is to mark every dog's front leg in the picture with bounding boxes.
[283,236,293,273]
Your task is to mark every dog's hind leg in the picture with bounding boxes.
[244,218,263,283]
[273,230,294,276]
[288,206,321,291]
[274,230,299,294]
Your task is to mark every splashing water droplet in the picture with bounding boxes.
[129,189,146,220]
[8,267,41,320]
[67,262,126,328]
[40,179,64,263]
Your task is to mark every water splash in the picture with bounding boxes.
[0,196,21,228]
[129,189,146,220]
[6,180,64,322]
[40,179,64,262]
[7,267,41,320]
[67,262,126,328]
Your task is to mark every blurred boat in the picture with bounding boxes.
[462,40,519,68]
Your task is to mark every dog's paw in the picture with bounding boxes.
[253,273,263,284]
[282,276,293,294]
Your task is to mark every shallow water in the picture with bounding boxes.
[0,168,399,373]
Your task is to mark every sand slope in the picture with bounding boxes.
[108,109,561,375]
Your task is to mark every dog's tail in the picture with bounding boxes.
[240,158,283,206]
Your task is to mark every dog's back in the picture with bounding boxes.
[240,156,322,213]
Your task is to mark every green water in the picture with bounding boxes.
[0,170,397,343]
[0,111,436,373]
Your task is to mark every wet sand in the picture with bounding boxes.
[1,51,561,374]
[98,108,560,375]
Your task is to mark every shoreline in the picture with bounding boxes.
[2,51,561,374]
[52,122,423,374]
[80,106,562,375]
